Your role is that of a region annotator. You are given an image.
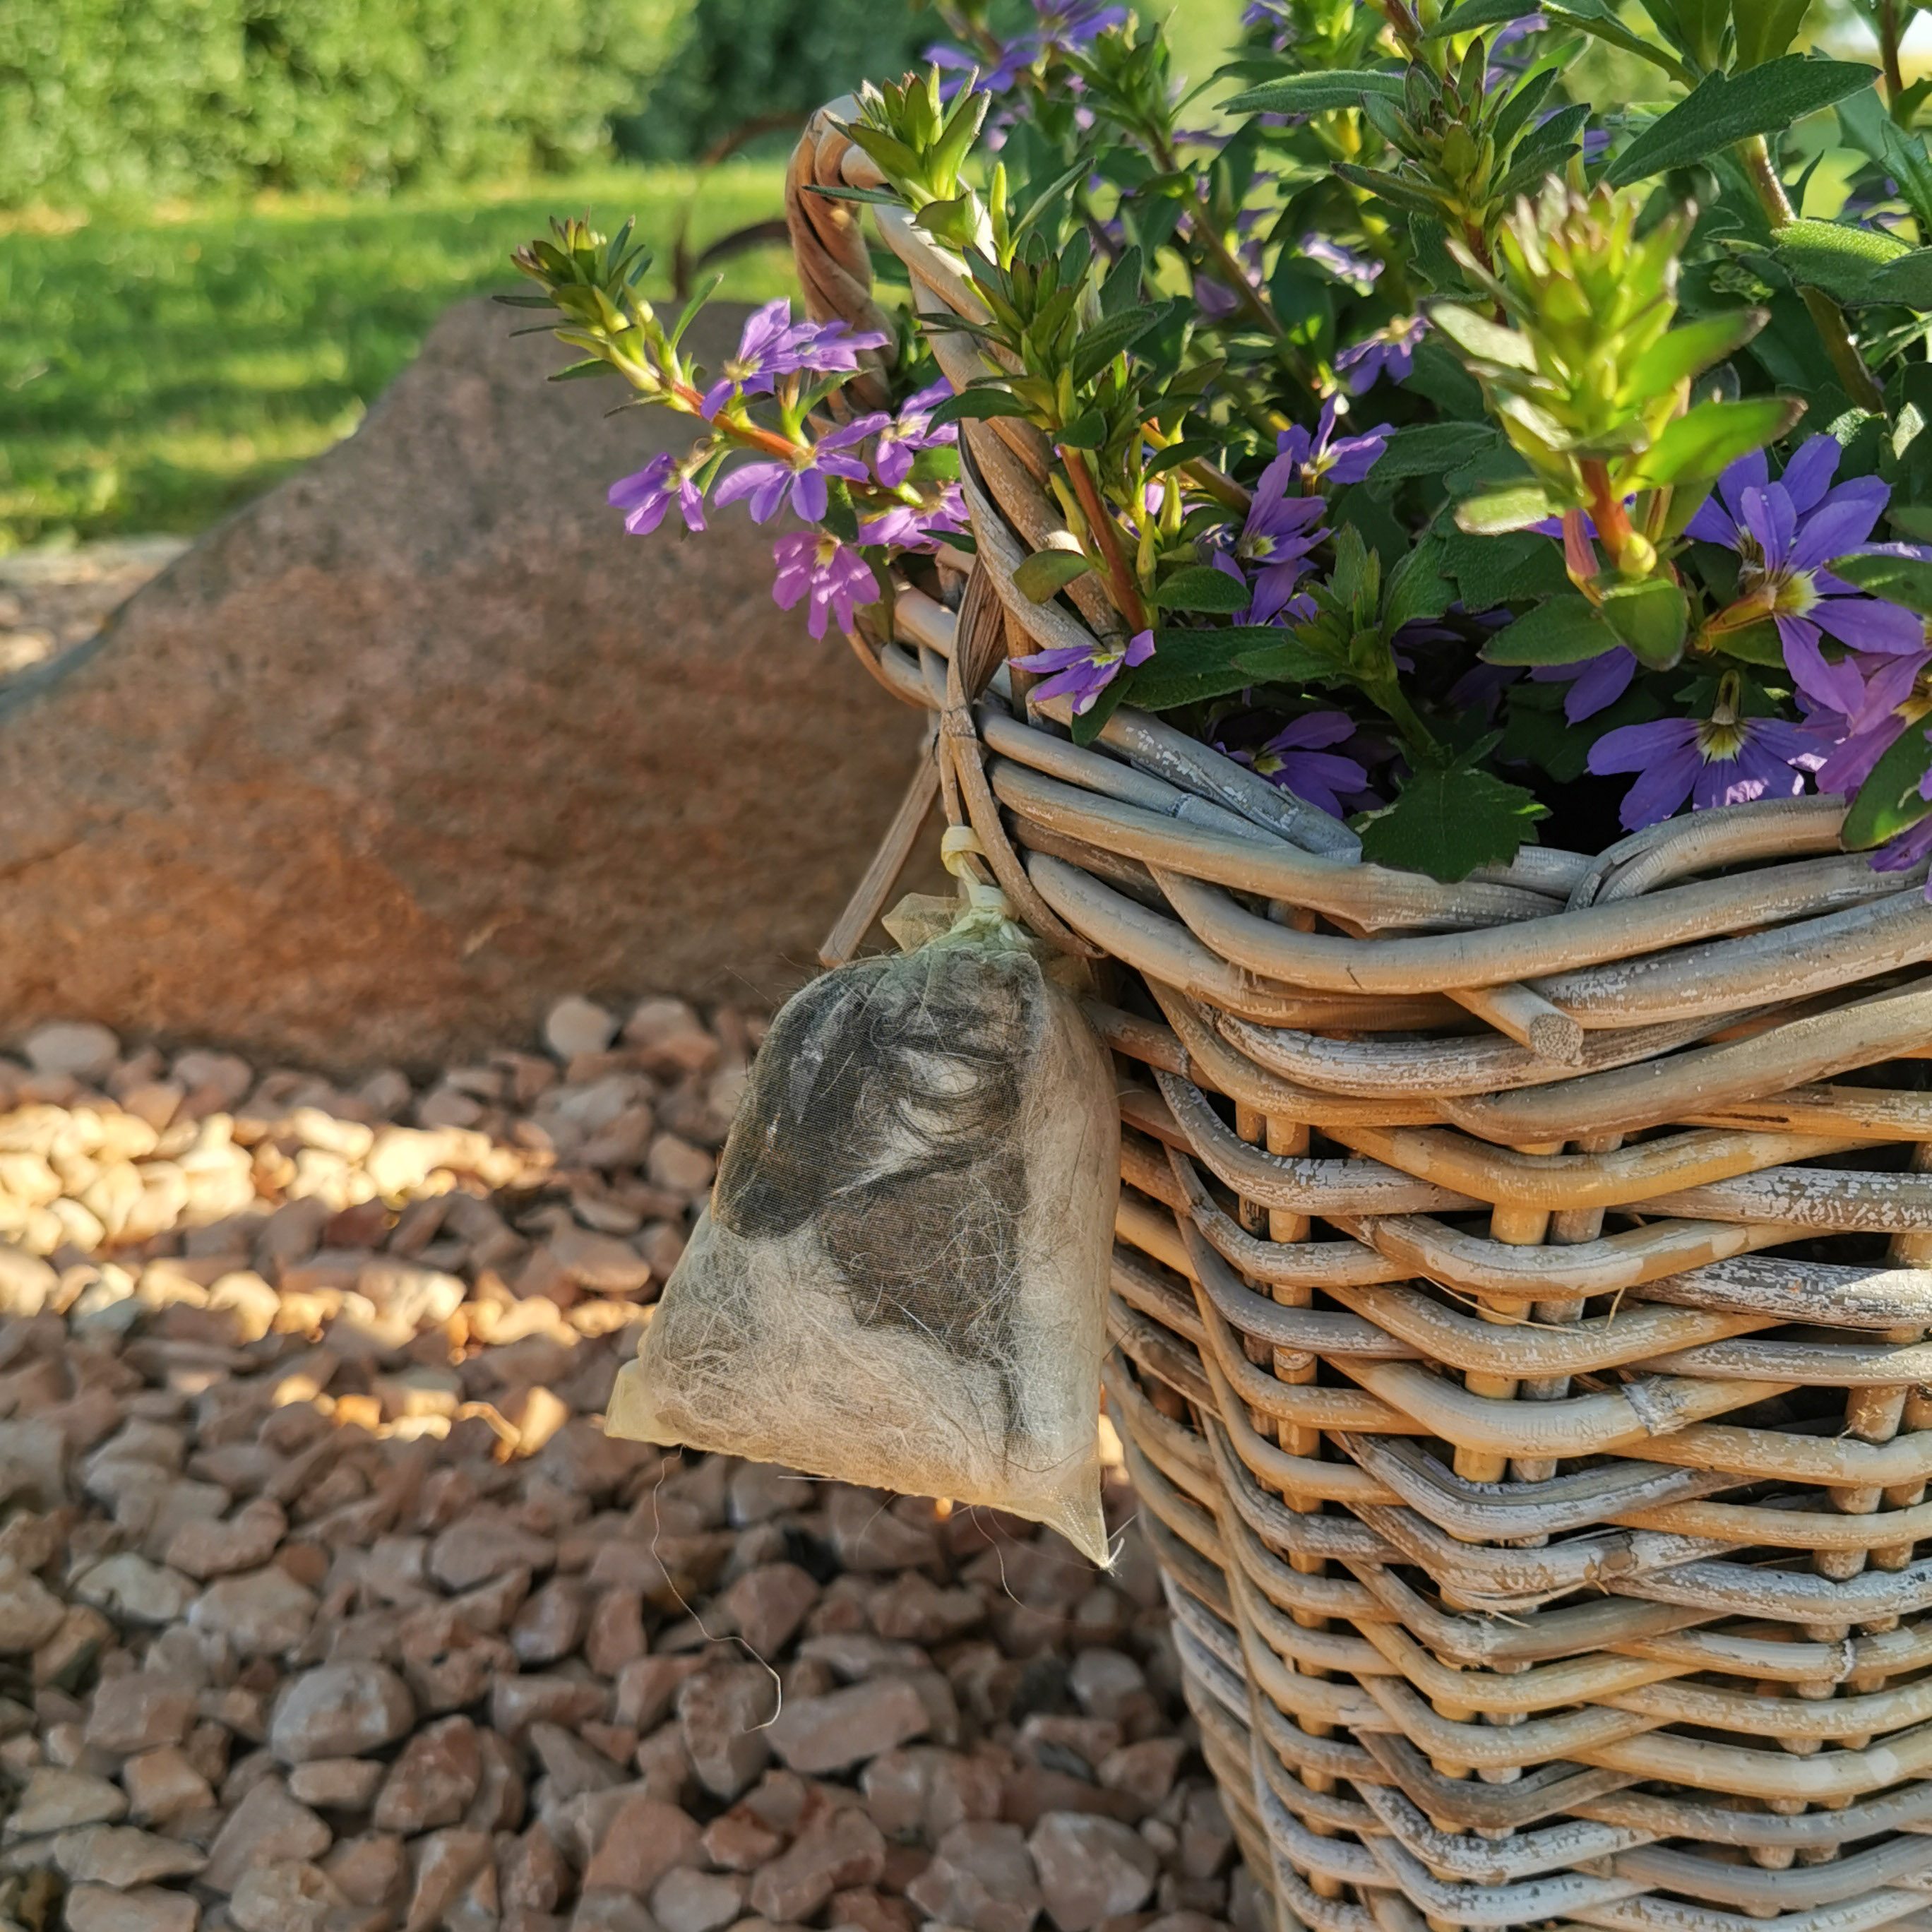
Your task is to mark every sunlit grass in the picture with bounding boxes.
[0,161,792,549]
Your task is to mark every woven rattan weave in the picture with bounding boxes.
[787,100,1932,1932]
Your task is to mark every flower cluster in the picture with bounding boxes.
[518,0,1932,883]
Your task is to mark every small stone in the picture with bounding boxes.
[614,1657,701,1734]
[270,1664,415,1765]
[64,1884,198,1932]
[650,1869,745,1932]
[188,1567,318,1657]
[86,1676,196,1755]
[372,1715,481,1834]
[1097,1741,1186,1811]
[167,1500,287,1580]
[404,1827,493,1932]
[571,1895,656,1932]
[54,1823,208,1887]
[828,1490,939,1572]
[768,1678,929,1777]
[431,1521,556,1592]
[699,1809,782,1873]
[73,1556,196,1628]
[500,1824,572,1915]
[323,1832,407,1908]
[579,1794,701,1895]
[122,1746,216,1824]
[6,1766,129,1835]
[288,1758,386,1808]
[1176,1787,1232,1880]
[25,1022,120,1080]
[1067,1652,1148,1727]
[907,1823,1043,1932]
[828,1889,918,1932]
[720,1564,818,1658]
[229,1860,345,1932]
[203,1777,333,1892]
[727,1465,811,1528]
[529,1722,625,1801]
[462,1728,527,1835]
[645,1135,715,1195]
[622,1000,717,1075]
[677,1666,775,1801]
[749,1808,886,1924]
[869,1574,984,1646]
[491,1674,608,1742]
[547,1225,652,1296]
[0,1556,68,1651]
[546,998,618,1061]
[511,1579,590,1667]
[584,1590,646,1678]
[1028,1814,1157,1932]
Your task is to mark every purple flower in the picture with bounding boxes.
[1334,316,1427,393]
[1227,712,1368,817]
[1011,628,1154,715]
[1530,645,1636,722]
[1875,797,1932,878]
[607,453,705,537]
[713,415,887,524]
[874,380,958,488]
[1214,477,1328,624]
[1688,436,1926,714]
[1811,650,1932,796]
[858,483,970,553]
[1299,234,1382,293]
[1587,693,1827,831]
[771,532,875,639]
[927,0,1126,97]
[700,300,888,417]
[1276,398,1391,489]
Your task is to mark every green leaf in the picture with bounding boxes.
[1222,69,1408,114]
[1732,0,1816,67]
[1630,395,1806,486]
[1071,308,1161,385]
[1440,530,1571,609]
[1232,632,1338,686]
[1128,631,1272,710]
[1606,59,1880,187]
[1429,304,1539,371]
[1839,87,1932,236]
[1672,0,1731,68]
[1429,0,1542,30]
[1868,250,1932,311]
[1383,537,1455,633]
[926,387,1033,428]
[1832,550,1932,614]
[1012,549,1095,602]
[1773,217,1913,305]
[1453,483,1564,535]
[1625,310,1767,395]
[1372,423,1504,484]
[1068,673,1131,746]
[1359,767,1550,882]
[1843,715,1932,849]
[1597,578,1690,668]
[1482,593,1619,665]
[1155,564,1251,612]
[1056,409,1108,449]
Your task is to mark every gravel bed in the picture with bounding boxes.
[0,997,1253,1932]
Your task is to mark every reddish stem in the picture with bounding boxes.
[1059,447,1150,635]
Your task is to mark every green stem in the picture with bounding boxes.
[1883,0,1909,113]
[1738,136,1886,413]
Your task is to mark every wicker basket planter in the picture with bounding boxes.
[787,104,1932,1932]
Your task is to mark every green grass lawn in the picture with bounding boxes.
[0,162,794,551]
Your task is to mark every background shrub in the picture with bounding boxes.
[0,0,691,203]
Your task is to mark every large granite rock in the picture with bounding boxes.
[0,299,931,1070]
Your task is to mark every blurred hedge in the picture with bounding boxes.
[0,0,690,203]
[616,0,941,161]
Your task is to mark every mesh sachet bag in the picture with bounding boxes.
[607,871,1121,1563]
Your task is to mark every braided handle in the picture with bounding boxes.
[783,98,895,412]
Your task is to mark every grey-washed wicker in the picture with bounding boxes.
[787,98,1932,1932]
